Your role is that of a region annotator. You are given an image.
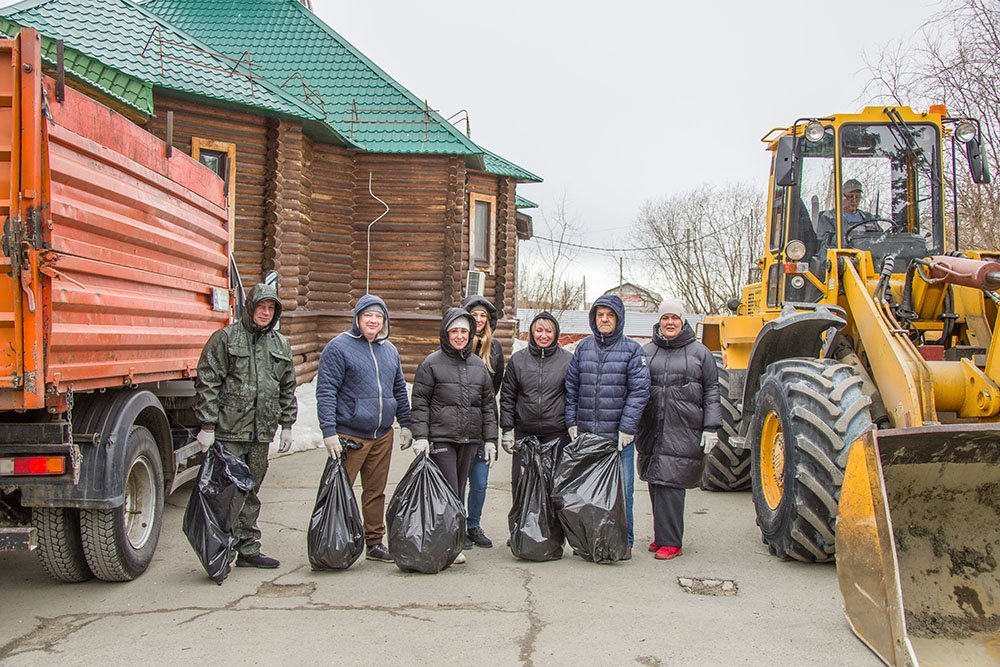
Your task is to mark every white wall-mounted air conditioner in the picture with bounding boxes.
[465,270,485,297]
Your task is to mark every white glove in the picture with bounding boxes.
[324,435,343,459]
[567,426,578,439]
[501,430,515,454]
[398,427,413,450]
[196,429,215,453]
[412,438,430,457]
[617,431,634,452]
[701,431,719,454]
[279,426,293,453]
[484,442,497,467]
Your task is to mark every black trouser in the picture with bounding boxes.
[430,442,479,499]
[648,483,686,548]
[511,431,570,496]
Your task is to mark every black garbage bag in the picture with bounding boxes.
[508,436,564,561]
[307,456,364,570]
[182,443,255,584]
[551,433,629,564]
[386,454,465,574]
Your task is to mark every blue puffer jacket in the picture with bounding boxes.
[565,295,650,439]
[316,295,412,440]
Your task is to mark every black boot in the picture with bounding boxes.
[467,526,493,548]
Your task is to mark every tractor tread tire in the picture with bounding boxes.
[749,358,873,563]
[33,507,93,583]
[701,354,751,491]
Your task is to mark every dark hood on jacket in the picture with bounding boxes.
[242,283,282,334]
[440,307,477,359]
[653,320,696,349]
[350,294,390,342]
[460,295,499,331]
[589,294,626,345]
[528,311,561,356]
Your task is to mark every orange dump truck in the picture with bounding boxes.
[0,29,230,581]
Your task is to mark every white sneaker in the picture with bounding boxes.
[453,552,467,565]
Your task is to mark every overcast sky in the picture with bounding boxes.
[311,0,943,302]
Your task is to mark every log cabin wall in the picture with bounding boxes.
[146,95,269,285]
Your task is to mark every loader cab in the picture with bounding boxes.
[764,108,946,306]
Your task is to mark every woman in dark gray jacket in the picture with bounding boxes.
[499,311,572,491]
[637,299,721,560]
[410,308,498,564]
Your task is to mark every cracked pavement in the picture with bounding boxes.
[0,447,878,665]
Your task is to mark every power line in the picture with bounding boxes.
[530,218,746,254]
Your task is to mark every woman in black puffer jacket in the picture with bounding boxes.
[637,299,720,561]
[410,308,498,520]
[499,311,572,491]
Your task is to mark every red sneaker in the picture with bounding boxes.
[654,546,683,560]
[648,542,659,553]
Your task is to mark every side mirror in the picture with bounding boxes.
[775,136,798,187]
[726,297,741,313]
[966,137,992,184]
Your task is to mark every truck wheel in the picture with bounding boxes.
[749,359,872,562]
[33,508,93,583]
[80,426,164,581]
[701,354,750,491]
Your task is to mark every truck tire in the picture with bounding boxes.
[80,426,164,581]
[33,508,93,583]
[700,354,750,491]
[748,358,872,562]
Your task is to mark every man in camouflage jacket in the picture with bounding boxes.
[194,283,297,568]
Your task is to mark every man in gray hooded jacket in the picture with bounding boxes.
[194,283,297,569]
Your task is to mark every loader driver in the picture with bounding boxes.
[817,179,876,247]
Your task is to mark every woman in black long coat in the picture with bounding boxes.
[637,299,721,560]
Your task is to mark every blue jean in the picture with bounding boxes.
[620,443,635,547]
[466,452,490,529]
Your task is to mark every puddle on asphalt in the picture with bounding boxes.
[255,582,317,598]
[677,577,738,596]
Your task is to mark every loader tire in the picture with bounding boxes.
[33,508,93,583]
[749,359,873,562]
[80,426,163,581]
[700,354,750,491]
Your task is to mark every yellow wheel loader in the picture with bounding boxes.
[701,105,999,665]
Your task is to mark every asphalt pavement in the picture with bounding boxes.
[0,445,879,666]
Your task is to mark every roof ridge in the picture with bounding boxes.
[282,0,483,155]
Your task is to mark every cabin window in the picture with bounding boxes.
[469,193,496,272]
[192,138,237,251]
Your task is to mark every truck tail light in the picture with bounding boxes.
[0,456,67,475]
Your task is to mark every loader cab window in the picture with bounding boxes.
[785,127,835,303]
[838,123,943,264]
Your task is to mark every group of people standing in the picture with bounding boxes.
[193,286,721,570]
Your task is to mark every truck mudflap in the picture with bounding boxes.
[836,424,1000,666]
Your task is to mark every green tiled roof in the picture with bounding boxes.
[481,147,543,183]
[141,0,480,156]
[515,195,539,209]
[0,0,329,128]
[0,16,154,115]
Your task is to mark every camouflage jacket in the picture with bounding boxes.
[194,284,297,442]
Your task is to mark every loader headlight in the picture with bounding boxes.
[955,120,977,144]
[785,240,807,261]
[790,276,806,289]
[804,120,826,143]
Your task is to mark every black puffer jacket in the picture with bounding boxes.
[500,312,572,437]
[411,308,498,445]
[461,295,505,395]
[636,323,721,488]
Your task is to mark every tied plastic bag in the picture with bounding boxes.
[386,455,465,573]
[307,456,365,570]
[182,443,254,584]
[509,437,564,561]
[551,433,629,564]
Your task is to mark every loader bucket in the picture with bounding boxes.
[837,424,1000,666]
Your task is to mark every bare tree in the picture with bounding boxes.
[517,197,587,316]
[862,0,999,248]
[631,183,765,315]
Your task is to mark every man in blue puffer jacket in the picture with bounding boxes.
[316,294,412,563]
[565,295,650,554]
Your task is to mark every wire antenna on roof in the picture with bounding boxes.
[365,171,389,294]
